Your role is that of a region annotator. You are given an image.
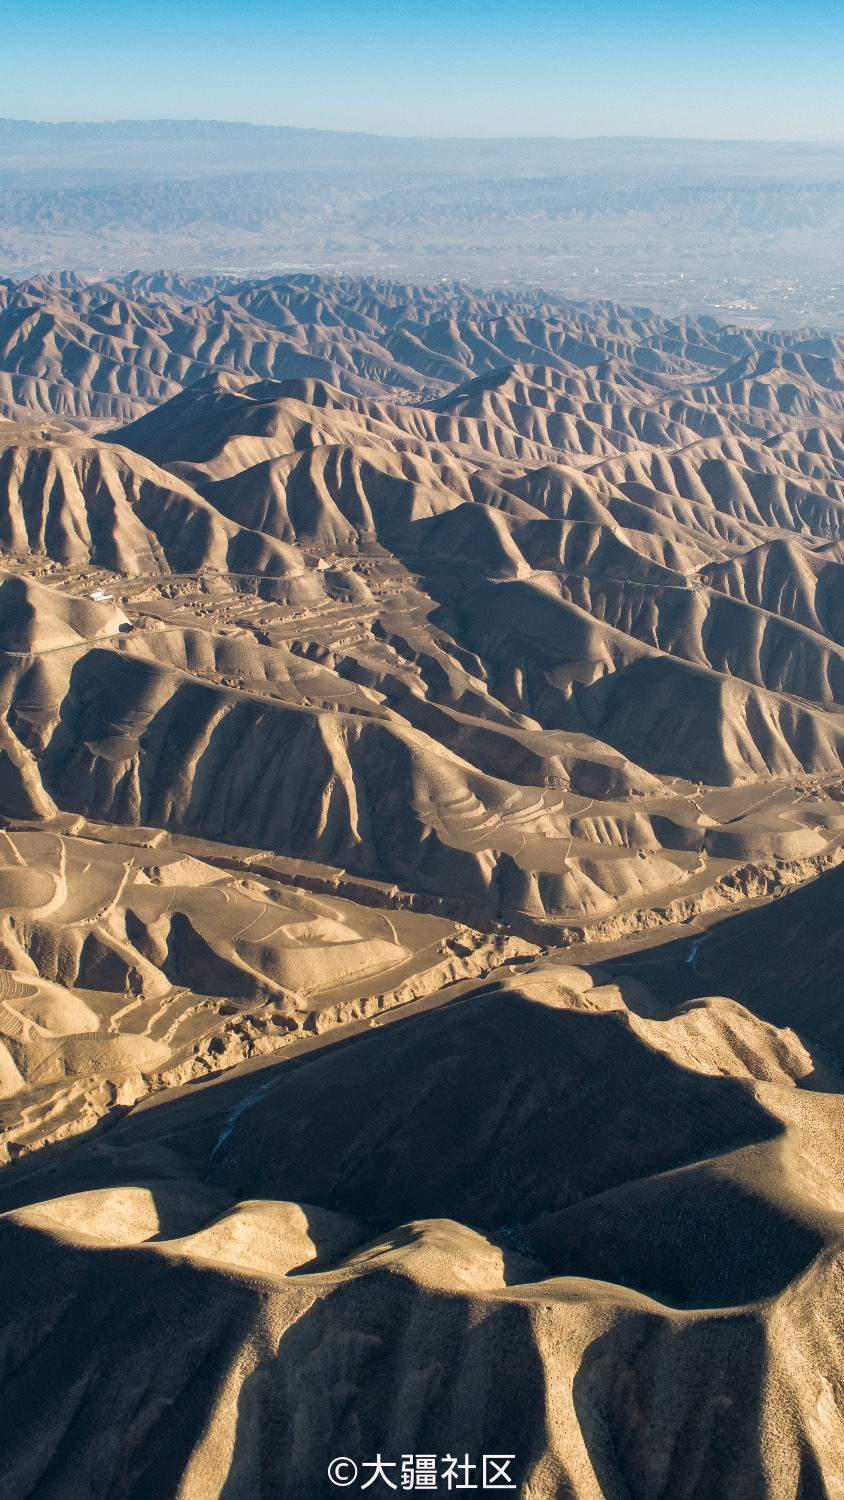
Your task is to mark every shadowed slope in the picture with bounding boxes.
[1,953,844,1497]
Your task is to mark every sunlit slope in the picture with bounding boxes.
[3,286,844,934]
[2,946,844,1498]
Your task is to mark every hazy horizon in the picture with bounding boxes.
[5,0,844,140]
[3,116,843,145]
[2,121,843,327]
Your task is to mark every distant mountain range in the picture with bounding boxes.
[2,121,844,324]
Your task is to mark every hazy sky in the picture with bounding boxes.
[4,0,843,140]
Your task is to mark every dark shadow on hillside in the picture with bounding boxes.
[600,862,844,1072]
[520,1165,826,1309]
[573,1314,771,1499]
[0,986,786,1243]
[219,1276,547,1500]
[0,1214,261,1500]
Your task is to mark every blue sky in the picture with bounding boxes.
[4,0,843,139]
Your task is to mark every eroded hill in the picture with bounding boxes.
[2,279,844,1498]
